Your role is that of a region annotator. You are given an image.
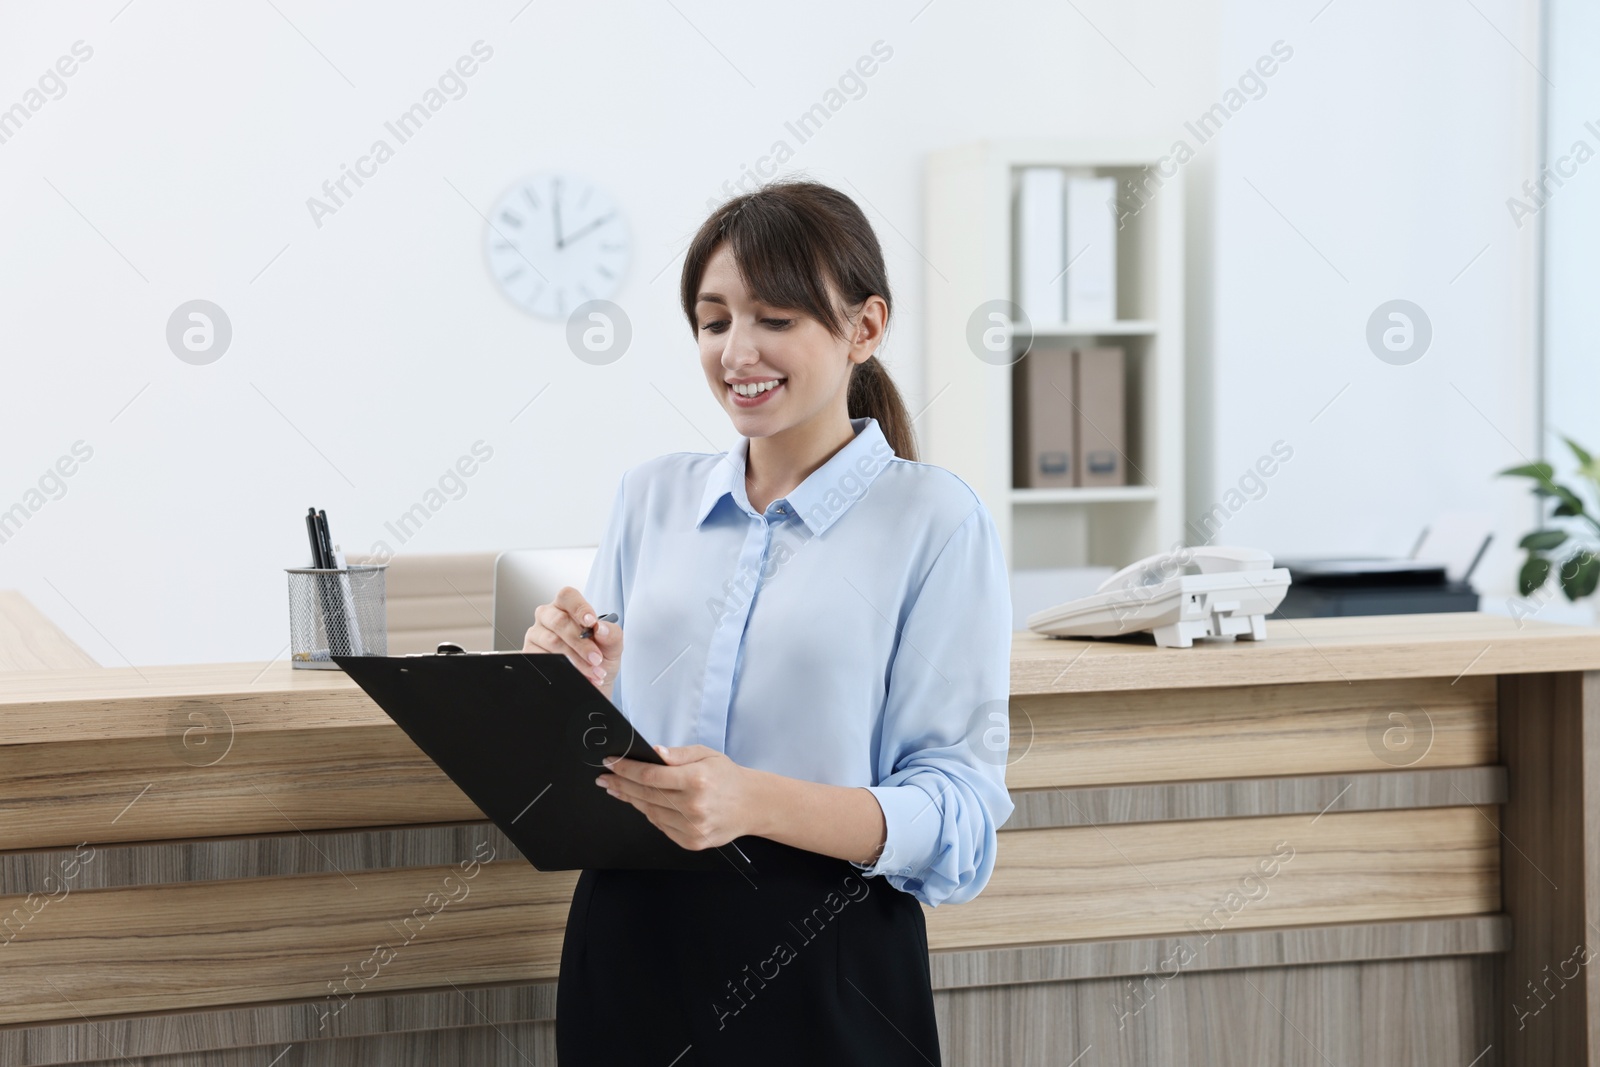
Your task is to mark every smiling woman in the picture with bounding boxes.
[681,180,919,470]
[536,180,1015,1066]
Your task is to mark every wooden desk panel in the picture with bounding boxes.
[0,726,480,853]
[1,918,1511,1066]
[0,612,1596,1064]
[0,859,578,1028]
[1012,612,1600,693]
[0,806,1497,1027]
[1,613,1595,744]
[0,591,96,672]
[1009,675,1496,788]
[928,807,1499,950]
[0,677,1498,853]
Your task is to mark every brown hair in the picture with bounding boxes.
[680,179,918,461]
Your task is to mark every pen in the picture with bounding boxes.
[305,509,326,568]
[580,612,618,640]
[316,509,336,570]
[304,506,355,657]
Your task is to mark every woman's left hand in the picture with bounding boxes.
[596,745,760,851]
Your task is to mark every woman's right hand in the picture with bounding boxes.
[523,586,624,698]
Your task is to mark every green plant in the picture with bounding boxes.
[1499,437,1600,600]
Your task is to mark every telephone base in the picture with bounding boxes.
[1151,610,1270,649]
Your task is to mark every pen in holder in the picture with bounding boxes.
[286,564,388,669]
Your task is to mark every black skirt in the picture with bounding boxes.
[555,835,942,1065]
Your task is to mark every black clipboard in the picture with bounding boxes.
[333,649,758,875]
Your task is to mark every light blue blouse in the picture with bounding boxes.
[583,415,1015,907]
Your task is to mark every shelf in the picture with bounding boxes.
[1030,320,1158,338]
[1012,486,1160,505]
[923,139,1184,571]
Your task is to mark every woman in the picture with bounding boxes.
[525,179,1015,1065]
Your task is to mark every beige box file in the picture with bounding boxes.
[1012,346,1075,488]
[1075,345,1126,487]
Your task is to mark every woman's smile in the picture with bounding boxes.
[727,376,786,408]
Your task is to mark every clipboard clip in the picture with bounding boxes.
[399,644,524,658]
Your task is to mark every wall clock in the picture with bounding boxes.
[485,172,630,319]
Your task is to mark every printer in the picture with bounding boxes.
[1274,524,1491,619]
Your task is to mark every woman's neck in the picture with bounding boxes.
[744,411,859,514]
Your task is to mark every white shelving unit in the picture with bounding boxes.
[922,139,1185,571]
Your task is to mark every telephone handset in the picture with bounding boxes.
[1096,545,1276,594]
[1029,545,1291,649]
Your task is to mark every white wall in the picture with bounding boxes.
[0,0,1232,665]
[1187,0,1548,617]
[1540,0,1600,622]
[1545,0,1600,427]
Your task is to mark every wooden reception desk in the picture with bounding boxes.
[3,609,1600,1066]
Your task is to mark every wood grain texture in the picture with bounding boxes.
[0,609,1574,1056]
[2,612,1590,747]
[2,917,1507,1066]
[1496,670,1600,1066]
[0,857,578,1028]
[3,976,559,1066]
[0,668,1494,852]
[927,808,1500,951]
[0,657,1506,852]
[0,766,1502,895]
[928,914,1508,989]
[1006,675,1497,788]
[0,722,480,852]
[0,807,1498,1029]
[46,1023,560,1067]
[0,822,517,895]
[1005,765,1505,828]
[0,661,371,745]
[936,955,1497,1067]
[1012,611,1600,694]
[17,953,1498,1067]
[38,1025,556,1067]
[0,591,97,671]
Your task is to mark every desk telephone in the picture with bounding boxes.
[1026,546,1292,649]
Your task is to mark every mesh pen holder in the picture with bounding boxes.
[286,564,388,669]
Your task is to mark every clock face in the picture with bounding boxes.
[485,172,630,320]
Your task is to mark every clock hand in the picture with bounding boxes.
[560,211,616,247]
[552,181,564,250]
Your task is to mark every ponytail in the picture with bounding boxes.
[847,354,917,461]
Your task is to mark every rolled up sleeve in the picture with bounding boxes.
[848,501,1016,907]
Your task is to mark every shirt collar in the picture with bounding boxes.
[695,416,894,536]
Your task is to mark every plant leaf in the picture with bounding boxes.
[1559,551,1600,601]
[1519,554,1552,597]
[1520,529,1569,551]
[1500,462,1555,481]
[1554,438,1600,500]
[1546,485,1587,515]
